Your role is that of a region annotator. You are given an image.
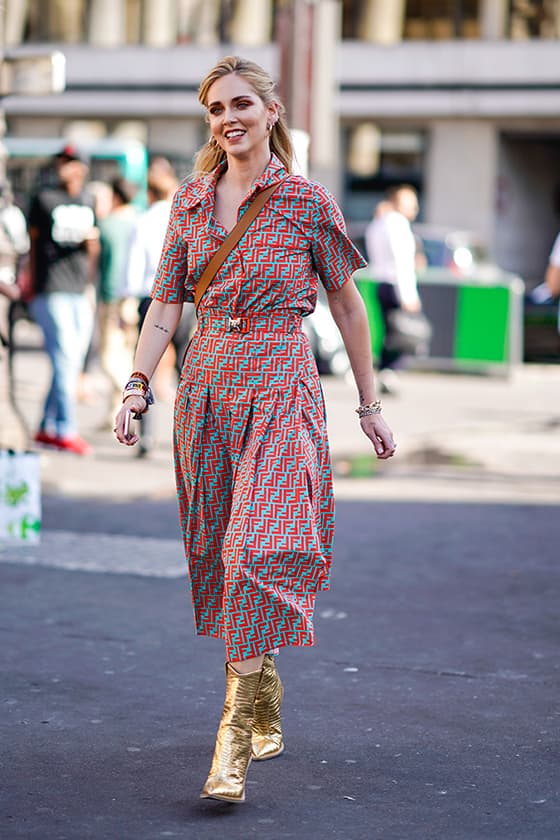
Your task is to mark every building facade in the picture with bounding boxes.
[4,0,560,283]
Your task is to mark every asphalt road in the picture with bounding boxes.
[1,496,558,840]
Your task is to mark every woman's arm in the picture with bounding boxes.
[132,298,184,379]
[114,299,184,445]
[326,280,396,460]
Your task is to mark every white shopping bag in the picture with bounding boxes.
[0,449,41,544]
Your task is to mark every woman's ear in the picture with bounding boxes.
[268,102,279,127]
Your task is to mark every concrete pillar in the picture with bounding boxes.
[148,119,199,160]
[479,0,508,39]
[193,0,221,47]
[49,0,85,43]
[358,0,405,45]
[142,0,177,47]
[4,0,28,47]
[552,0,560,36]
[89,0,126,46]
[309,0,341,196]
[229,0,273,46]
[289,0,313,133]
[424,121,498,248]
[126,0,142,44]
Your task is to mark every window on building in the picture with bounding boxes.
[341,0,560,41]
[341,0,481,40]
[405,0,480,39]
[342,125,426,251]
[20,0,274,47]
[509,0,560,39]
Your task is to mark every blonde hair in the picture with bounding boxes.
[193,55,293,175]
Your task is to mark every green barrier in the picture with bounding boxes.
[354,269,524,374]
[454,285,510,363]
[354,277,384,359]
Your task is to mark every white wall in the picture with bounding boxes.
[148,118,200,160]
[424,120,498,245]
[7,116,64,137]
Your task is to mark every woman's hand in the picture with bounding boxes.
[360,413,397,460]
[114,395,146,446]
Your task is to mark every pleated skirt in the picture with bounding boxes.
[173,310,335,660]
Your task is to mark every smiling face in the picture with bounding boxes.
[206,72,278,161]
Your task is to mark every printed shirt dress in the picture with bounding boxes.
[151,155,366,661]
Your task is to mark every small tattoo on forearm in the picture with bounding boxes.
[154,323,169,334]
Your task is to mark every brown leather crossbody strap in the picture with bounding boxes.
[193,181,283,312]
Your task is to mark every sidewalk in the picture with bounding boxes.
[2,322,560,504]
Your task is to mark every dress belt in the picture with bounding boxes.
[198,310,302,334]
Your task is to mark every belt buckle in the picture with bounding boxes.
[227,316,243,333]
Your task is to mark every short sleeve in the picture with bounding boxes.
[550,233,560,267]
[310,183,367,291]
[150,190,188,303]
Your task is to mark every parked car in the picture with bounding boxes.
[305,225,507,376]
[303,288,350,377]
[347,219,495,274]
[412,224,491,273]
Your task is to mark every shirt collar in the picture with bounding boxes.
[243,154,287,199]
[184,154,287,211]
[183,175,215,210]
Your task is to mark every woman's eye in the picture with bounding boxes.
[209,107,222,116]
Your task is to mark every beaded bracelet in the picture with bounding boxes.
[355,399,382,418]
[123,380,148,398]
[130,370,149,387]
[122,378,155,414]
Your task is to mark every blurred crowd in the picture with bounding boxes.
[0,140,559,456]
[0,144,194,457]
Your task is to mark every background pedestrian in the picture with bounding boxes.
[97,177,138,426]
[28,144,98,455]
[365,185,423,395]
[545,231,560,334]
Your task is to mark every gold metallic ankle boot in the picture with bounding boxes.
[200,663,263,803]
[252,654,285,761]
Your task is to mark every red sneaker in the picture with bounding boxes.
[34,430,60,448]
[54,435,93,455]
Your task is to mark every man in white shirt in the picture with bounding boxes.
[545,233,560,333]
[365,185,422,393]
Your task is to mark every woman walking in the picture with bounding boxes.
[114,56,396,803]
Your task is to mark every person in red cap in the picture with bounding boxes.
[27,144,99,454]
